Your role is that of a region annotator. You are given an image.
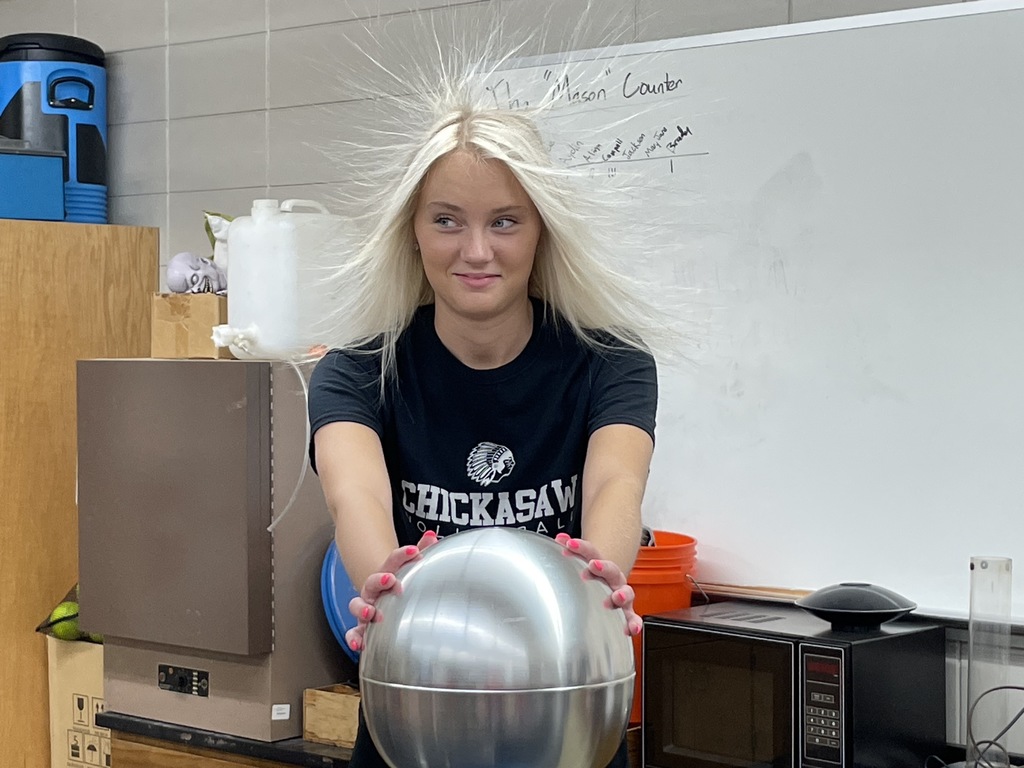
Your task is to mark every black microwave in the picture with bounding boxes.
[642,601,947,768]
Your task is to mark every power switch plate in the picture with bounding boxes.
[158,664,209,697]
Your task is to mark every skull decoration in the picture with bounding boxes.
[166,251,227,294]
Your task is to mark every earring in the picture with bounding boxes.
[413,243,420,252]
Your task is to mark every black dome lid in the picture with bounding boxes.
[795,582,917,630]
[0,34,104,65]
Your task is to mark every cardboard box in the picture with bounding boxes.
[46,636,110,768]
[303,684,360,748]
[151,293,232,359]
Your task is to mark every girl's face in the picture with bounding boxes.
[413,150,542,327]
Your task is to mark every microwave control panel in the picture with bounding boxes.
[800,645,844,766]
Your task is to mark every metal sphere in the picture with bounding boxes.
[360,528,634,768]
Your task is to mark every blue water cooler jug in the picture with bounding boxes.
[0,33,107,223]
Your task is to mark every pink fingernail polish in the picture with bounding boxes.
[568,539,580,550]
[593,560,605,571]
[381,574,392,587]
[405,546,418,555]
[616,590,627,601]
[362,607,371,619]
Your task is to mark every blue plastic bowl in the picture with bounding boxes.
[320,540,360,663]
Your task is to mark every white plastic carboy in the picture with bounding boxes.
[213,199,346,360]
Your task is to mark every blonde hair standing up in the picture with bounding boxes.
[318,31,681,385]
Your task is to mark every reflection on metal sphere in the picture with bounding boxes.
[360,528,634,768]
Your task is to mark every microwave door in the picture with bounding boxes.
[645,627,795,768]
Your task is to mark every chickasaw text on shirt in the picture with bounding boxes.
[400,474,578,530]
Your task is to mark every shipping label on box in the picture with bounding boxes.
[151,293,233,359]
[46,636,110,768]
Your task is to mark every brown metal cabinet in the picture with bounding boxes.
[76,359,350,743]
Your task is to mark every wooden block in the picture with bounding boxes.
[151,293,232,359]
[302,685,360,748]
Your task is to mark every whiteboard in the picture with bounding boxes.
[485,0,1024,621]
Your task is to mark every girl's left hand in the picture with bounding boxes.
[555,533,642,637]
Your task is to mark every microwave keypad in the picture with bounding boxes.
[802,650,843,763]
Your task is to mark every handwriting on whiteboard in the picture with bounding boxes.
[483,66,707,176]
[486,69,686,107]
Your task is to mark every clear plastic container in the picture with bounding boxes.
[965,556,1013,767]
[215,199,347,359]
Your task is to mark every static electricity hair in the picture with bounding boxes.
[315,20,684,384]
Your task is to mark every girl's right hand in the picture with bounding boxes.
[345,530,438,652]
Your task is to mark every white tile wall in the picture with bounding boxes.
[75,0,165,51]
[0,0,74,35]
[268,102,368,187]
[636,0,789,41]
[168,33,266,119]
[267,19,376,109]
[498,0,637,55]
[268,182,352,209]
[107,121,166,196]
[267,0,484,31]
[269,3,498,109]
[107,47,166,125]
[168,111,267,192]
[108,191,167,258]
[168,0,266,44]
[791,0,960,23]
[372,3,502,87]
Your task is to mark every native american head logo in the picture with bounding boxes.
[465,442,516,486]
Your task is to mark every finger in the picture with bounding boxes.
[557,536,602,561]
[362,570,403,602]
[624,611,644,637]
[361,604,376,624]
[556,533,584,557]
[603,585,636,610]
[348,595,373,619]
[345,624,367,652]
[417,529,440,551]
[582,558,627,589]
[574,540,602,560]
[377,543,423,575]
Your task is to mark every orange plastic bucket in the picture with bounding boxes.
[627,530,697,726]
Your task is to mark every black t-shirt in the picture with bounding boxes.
[308,299,657,545]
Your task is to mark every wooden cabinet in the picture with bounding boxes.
[111,732,295,768]
[100,716,351,768]
[0,219,158,768]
